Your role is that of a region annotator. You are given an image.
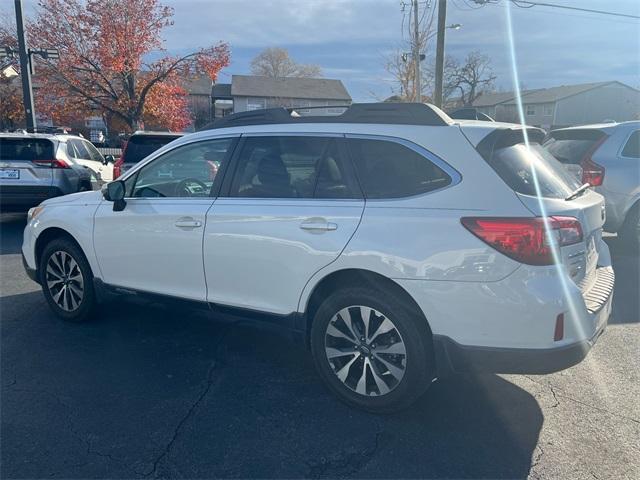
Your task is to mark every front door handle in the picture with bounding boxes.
[300,218,338,232]
[175,218,202,229]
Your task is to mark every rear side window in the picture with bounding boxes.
[621,130,640,158]
[487,143,581,199]
[229,136,359,199]
[0,138,54,161]
[347,138,451,199]
[123,135,180,164]
[544,129,606,164]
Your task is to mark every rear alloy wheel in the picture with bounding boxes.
[311,287,434,413]
[40,238,96,322]
[325,306,407,396]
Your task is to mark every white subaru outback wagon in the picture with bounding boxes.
[22,103,614,412]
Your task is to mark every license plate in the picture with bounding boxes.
[0,169,20,179]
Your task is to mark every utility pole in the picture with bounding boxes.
[434,0,447,108]
[412,0,421,103]
[14,0,36,132]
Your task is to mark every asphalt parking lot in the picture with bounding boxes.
[1,212,638,479]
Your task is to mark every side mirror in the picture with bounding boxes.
[102,180,126,211]
[103,154,114,165]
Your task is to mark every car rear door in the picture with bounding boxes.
[203,134,364,315]
[0,137,54,203]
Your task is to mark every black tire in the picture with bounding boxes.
[39,237,96,322]
[310,287,435,413]
[618,202,640,252]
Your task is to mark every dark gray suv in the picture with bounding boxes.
[0,133,93,212]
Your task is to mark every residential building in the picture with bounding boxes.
[472,81,640,129]
[212,74,351,119]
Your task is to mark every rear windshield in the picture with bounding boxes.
[0,138,54,161]
[487,142,581,199]
[543,129,606,165]
[122,135,180,164]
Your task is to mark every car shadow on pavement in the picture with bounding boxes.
[0,214,26,255]
[1,292,542,479]
[604,237,639,325]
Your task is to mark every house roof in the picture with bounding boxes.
[473,81,637,107]
[230,75,351,101]
[182,74,213,96]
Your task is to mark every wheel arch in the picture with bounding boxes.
[35,227,85,275]
[302,268,433,345]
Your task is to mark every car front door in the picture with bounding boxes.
[93,136,237,301]
[203,134,364,315]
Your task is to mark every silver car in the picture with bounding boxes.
[545,121,640,249]
[0,133,94,212]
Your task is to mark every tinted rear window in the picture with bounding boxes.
[544,129,606,164]
[122,135,180,164]
[0,138,54,161]
[487,142,581,199]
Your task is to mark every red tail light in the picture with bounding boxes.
[461,216,583,266]
[32,158,71,169]
[113,157,124,179]
[580,136,607,186]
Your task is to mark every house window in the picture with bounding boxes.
[526,105,536,116]
[246,98,266,111]
[544,104,554,116]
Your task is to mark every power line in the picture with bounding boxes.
[472,0,640,20]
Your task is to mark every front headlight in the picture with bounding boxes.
[27,206,44,221]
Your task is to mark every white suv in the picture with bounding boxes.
[22,104,614,412]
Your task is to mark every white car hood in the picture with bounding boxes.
[41,189,104,207]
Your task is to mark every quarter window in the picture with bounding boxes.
[228,136,358,199]
[621,131,640,158]
[129,138,234,198]
[347,138,452,199]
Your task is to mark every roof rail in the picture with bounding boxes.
[200,102,452,130]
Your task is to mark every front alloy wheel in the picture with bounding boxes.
[325,306,407,396]
[45,251,84,312]
[40,237,96,322]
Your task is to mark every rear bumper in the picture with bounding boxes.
[0,186,64,211]
[433,321,606,376]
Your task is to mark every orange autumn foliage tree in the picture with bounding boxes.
[0,16,24,130]
[29,0,230,131]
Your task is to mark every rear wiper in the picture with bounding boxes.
[565,183,591,201]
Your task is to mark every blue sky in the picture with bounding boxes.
[17,0,640,101]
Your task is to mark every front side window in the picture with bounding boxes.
[347,138,452,199]
[229,136,358,199]
[129,138,234,198]
[621,130,640,158]
[83,140,104,162]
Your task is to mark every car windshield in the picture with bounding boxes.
[122,135,180,164]
[487,142,582,198]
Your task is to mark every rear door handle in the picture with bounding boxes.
[175,218,202,229]
[300,219,338,232]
